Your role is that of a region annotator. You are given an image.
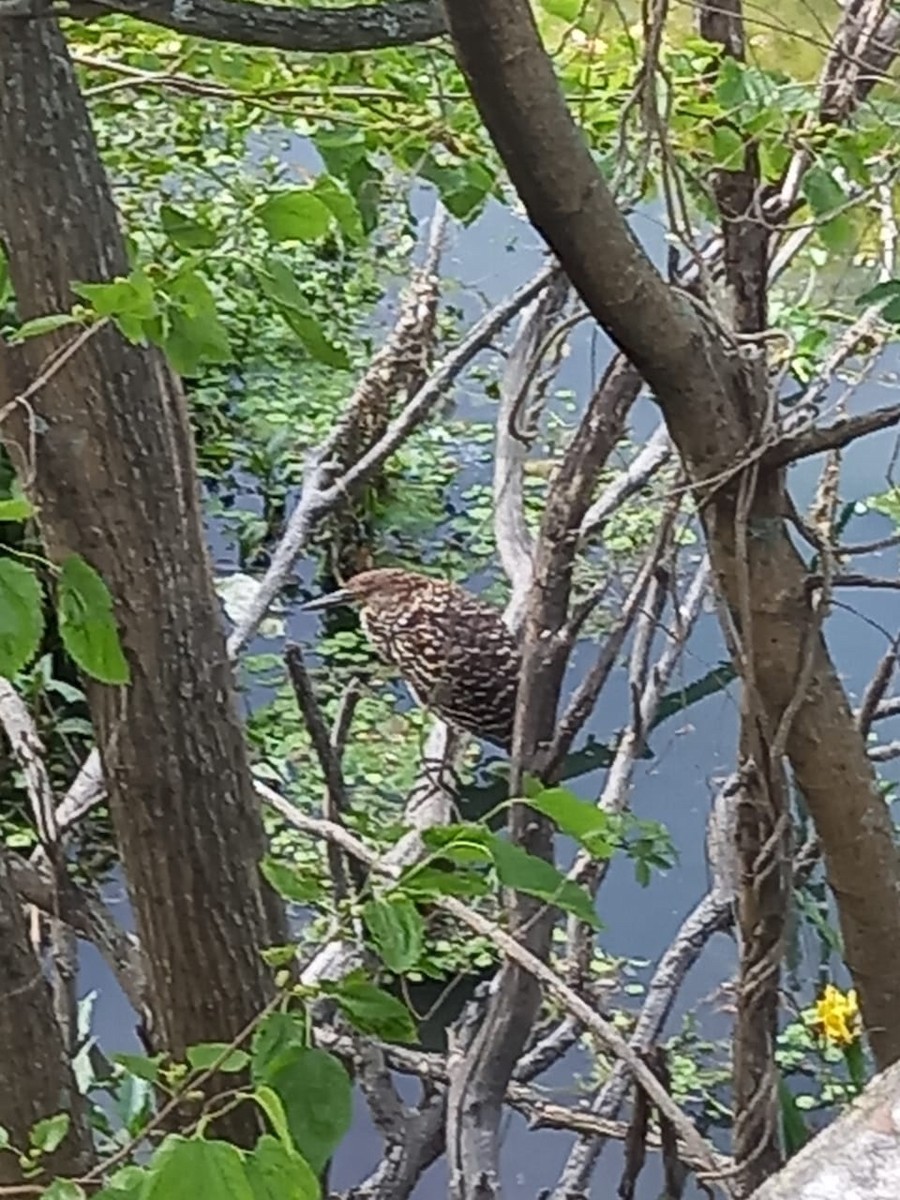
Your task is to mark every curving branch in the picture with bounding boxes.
[763,403,900,469]
[1,0,448,54]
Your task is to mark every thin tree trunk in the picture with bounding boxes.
[0,16,286,1140]
[0,853,94,1184]
[441,0,900,1069]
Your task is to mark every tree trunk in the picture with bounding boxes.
[0,15,286,1134]
[0,853,94,1183]
[441,0,900,1068]
[748,1059,900,1200]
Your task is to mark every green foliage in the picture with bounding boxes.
[415,822,601,928]
[40,1182,86,1200]
[363,895,425,973]
[30,1113,71,1155]
[0,557,44,677]
[523,784,676,886]
[256,1043,351,1176]
[57,555,131,686]
[323,974,418,1043]
[138,1134,315,1200]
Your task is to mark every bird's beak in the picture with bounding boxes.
[299,588,354,612]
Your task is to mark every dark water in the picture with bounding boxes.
[76,176,900,1196]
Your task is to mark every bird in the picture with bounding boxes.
[301,568,521,750]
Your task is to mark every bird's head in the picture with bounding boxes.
[300,568,425,614]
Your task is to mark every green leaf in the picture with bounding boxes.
[113,1052,165,1084]
[244,1135,319,1200]
[0,1125,9,1150]
[539,0,582,20]
[251,1012,307,1082]
[160,204,218,251]
[10,314,82,344]
[715,57,747,108]
[167,270,217,317]
[251,1086,292,1149]
[0,497,34,522]
[400,864,491,899]
[856,279,900,306]
[363,897,424,973]
[259,190,334,242]
[524,787,617,859]
[93,1166,146,1200]
[281,309,349,369]
[0,559,43,678]
[254,263,349,369]
[57,554,130,685]
[142,1136,253,1200]
[163,308,232,377]
[260,858,323,904]
[486,835,600,929]
[39,1182,86,1200]
[818,213,854,253]
[263,1047,352,1175]
[313,176,364,243]
[186,1043,251,1074]
[710,126,744,168]
[256,261,306,311]
[30,1113,70,1155]
[802,166,844,217]
[777,1077,809,1155]
[72,269,157,343]
[329,977,418,1043]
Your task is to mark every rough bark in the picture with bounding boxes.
[0,14,286,1136]
[697,4,786,1191]
[2,0,447,53]
[441,0,900,1069]
[747,1059,900,1200]
[0,855,94,1184]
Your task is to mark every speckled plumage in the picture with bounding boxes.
[320,568,521,749]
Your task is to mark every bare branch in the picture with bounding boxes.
[579,422,672,540]
[447,350,636,1197]
[5,849,148,1015]
[747,1058,900,1200]
[869,740,900,762]
[762,403,900,468]
[554,888,732,1195]
[0,678,56,847]
[820,0,900,124]
[545,519,674,777]
[15,0,449,54]
[284,643,363,900]
[493,265,568,613]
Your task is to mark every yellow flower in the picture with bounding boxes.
[813,985,860,1047]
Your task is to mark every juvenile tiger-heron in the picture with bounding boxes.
[302,568,520,749]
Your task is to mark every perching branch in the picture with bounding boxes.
[226,258,556,658]
[579,422,672,541]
